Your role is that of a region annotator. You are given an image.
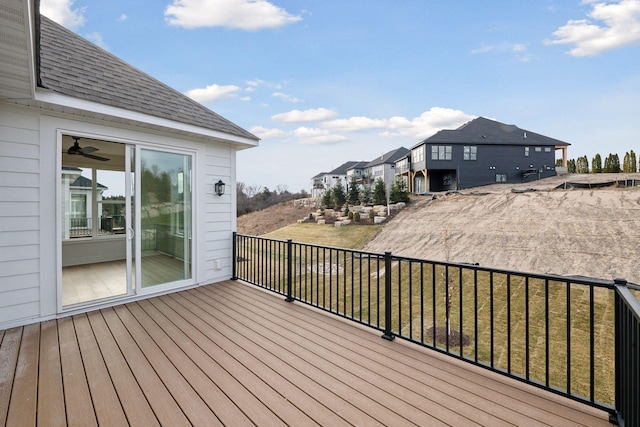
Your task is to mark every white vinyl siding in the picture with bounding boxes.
[203,142,234,283]
[0,106,41,326]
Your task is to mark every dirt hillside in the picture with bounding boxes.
[237,174,640,284]
[363,174,640,284]
[237,199,319,236]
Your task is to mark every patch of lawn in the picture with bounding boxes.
[264,223,383,250]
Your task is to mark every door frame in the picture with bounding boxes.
[57,130,197,312]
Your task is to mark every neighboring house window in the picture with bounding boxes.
[463,146,477,161]
[544,147,551,152]
[432,145,452,160]
[70,194,87,219]
[412,146,424,163]
[496,174,507,183]
[535,147,542,152]
[524,147,529,157]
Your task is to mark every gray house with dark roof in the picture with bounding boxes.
[407,117,570,192]
[0,1,258,328]
[311,161,364,197]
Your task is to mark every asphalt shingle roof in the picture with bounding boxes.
[38,16,258,141]
[415,117,570,148]
[366,147,410,167]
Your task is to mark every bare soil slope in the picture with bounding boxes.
[237,199,318,236]
[363,174,640,284]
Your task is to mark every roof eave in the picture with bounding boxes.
[34,89,260,147]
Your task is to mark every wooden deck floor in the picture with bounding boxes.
[1,280,611,426]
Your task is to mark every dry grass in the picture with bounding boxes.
[264,223,383,250]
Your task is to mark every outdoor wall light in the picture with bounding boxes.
[214,179,226,196]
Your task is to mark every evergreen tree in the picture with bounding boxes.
[321,189,333,209]
[361,186,372,205]
[390,178,410,203]
[604,153,621,173]
[332,180,347,209]
[372,178,387,205]
[567,159,576,173]
[555,159,563,167]
[623,150,637,173]
[347,176,360,205]
[592,154,602,173]
[611,153,621,173]
[576,156,589,174]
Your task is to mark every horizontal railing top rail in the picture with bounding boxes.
[233,233,639,426]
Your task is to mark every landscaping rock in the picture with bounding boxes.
[374,216,386,224]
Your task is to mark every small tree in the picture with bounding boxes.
[592,154,602,173]
[390,178,410,203]
[321,190,333,209]
[332,180,347,209]
[604,153,621,173]
[372,178,387,205]
[347,176,360,205]
[361,186,372,205]
[567,159,576,173]
[555,159,563,167]
[623,150,637,173]
[576,156,589,174]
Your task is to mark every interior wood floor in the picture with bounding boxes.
[62,254,187,306]
[1,280,611,426]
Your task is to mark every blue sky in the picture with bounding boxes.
[42,0,640,193]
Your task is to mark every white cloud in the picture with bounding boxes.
[117,13,128,22]
[293,127,348,145]
[272,108,337,123]
[545,0,640,56]
[165,0,302,30]
[185,84,241,103]
[85,33,108,50]
[272,92,300,103]
[323,107,475,139]
[40,0,86,30]
[471,42,533,61]
[322,116,389,132]
[249,126,286,139]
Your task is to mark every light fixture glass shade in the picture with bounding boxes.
[214,179,225,196]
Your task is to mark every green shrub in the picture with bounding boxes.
[354,212,360,222]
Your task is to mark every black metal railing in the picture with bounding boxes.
[233,233,639,426]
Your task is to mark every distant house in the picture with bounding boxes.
[349,147,410,190]
[404,117,570,193]
[310,161,363,197]
[0,2,258,328]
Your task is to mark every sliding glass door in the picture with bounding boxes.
[136,148,192,290]
[61,137,193,308]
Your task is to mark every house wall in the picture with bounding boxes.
[0,104,42,327]
[425,143,557,190]
[0,102,238,329]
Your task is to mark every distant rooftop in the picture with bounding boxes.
[414,117,570,148]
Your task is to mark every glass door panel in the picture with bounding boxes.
[139,148,192,288]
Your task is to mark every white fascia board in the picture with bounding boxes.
[34,89,259,147]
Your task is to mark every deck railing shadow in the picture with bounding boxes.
[233,233,639,426]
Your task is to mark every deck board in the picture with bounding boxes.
[58,316,98,426]
[37,320,66,427]
[213,281,606,427]
[0,280,612,426]
[72,314,129,427]
[6,323,39,426]
[0,327,22,426]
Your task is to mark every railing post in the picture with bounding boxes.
[285,239,294,302]
[382,251,395,341]
[231,232,237,280]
